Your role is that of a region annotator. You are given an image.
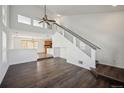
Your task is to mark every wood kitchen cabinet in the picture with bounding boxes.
[44,40,52,54]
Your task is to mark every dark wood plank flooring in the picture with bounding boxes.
[37,53,53,60]
[0,57,124,88]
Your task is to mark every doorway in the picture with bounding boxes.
[38,39,53,60]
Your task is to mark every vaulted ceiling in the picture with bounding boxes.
[36,5,124,16]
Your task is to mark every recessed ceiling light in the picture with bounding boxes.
[112,5,117,7]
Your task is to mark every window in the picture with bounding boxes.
[2,31,7,63]
[33,20,43,28]
[18,15,31,25]
[21,40,38,49]
[2,5,7,27]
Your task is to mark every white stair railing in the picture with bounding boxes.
[53,23,100,58]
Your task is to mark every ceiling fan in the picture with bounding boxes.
[38,5,56,25]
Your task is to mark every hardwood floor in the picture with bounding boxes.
[38,53,53,60]
[0,57,123,88]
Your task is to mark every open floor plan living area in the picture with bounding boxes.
[0,5,124,88]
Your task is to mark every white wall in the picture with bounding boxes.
[8,5,54,53]
[61,11,124,68]
[0,5,9,84]
[0,6,3,84]
[52,32,96,69]
[9,5,54,34]
[7,28,53,52]
[8,49,37,65]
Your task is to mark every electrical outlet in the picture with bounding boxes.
[78,60,83,64]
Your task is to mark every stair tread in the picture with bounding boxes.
[90,64,124,84]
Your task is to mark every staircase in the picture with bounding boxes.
[51,23,100,70]
[51,23,124,87]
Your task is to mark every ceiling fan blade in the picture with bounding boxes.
[38,5,55,26]
[48,20,56,22]
[39,21,44,24]
[36,17,43,20]
[46,21,50,25]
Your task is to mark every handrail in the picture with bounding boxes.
[54,23,101,50]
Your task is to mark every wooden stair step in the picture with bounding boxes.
[90,64,124,87]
